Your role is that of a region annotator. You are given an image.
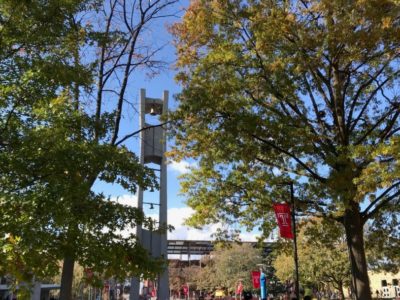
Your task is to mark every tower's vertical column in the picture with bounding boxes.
[158,90,169,300]
[130,89,146,300]
[137,88,146,226]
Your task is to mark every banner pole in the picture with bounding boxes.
[290,182,300,300]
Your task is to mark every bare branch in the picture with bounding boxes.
[251,134,327,183]
[254,156,308,179]
[115,121,170,146]
[385,126,400,139]
[355,103,399,145]
[348,64,400,133]
[95,0,118,141]
[102,36,132,86]
[308,67,333,109]
[362,182,400,222]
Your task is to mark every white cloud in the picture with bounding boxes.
[108,195,260,242]
[108,195,138,238]
[110,194,138,207]
[168,160,197,174]
[164,207,258,242]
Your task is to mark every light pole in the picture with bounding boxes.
[143,201,161,210]
[289,182,300,300]
[278,182,300,300]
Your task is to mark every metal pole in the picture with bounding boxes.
[290,182,300,300]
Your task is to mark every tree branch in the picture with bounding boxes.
[95,0,117,142]
[251,134,327,182]
[362,182,400,222]
[355,104,399,145]
[349,67,400,134]
[115,121,169,146]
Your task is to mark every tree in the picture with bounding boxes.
[170,1,400,299]
[169,261,187,296]
[203,244,262,293]
[192,243,281,295]
[273,219,351,299]
[0,0,177,299]
[169,261,201,297]
[0,0,97,288]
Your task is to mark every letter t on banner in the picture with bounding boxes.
[273,203,294,239]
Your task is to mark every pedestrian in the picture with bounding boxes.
[260,267,268,300]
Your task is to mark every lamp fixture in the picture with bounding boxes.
[143,201,160,209]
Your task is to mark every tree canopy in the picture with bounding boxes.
[170,1,400,299]
[185,243,285,296]
[199,243,263,293]
[273,218,350,299]
[0,0,176,298]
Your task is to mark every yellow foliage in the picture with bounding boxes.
[382,17,392,29]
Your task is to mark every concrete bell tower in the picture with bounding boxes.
[130,89,169,300]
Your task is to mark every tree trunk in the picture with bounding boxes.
[343,201,371,300]
[60,256,75,300]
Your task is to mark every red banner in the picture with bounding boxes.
[273,203,294,239]
[251,271,260,289]
[183,285,189,296]
[236,282,243,295]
